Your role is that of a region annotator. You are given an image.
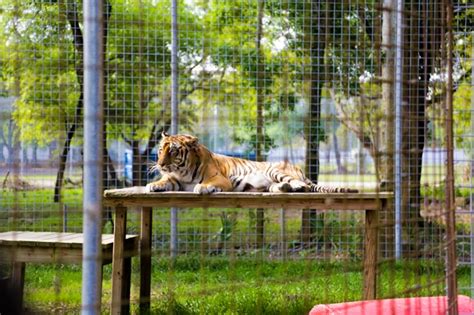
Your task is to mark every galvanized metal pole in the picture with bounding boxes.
[393,0,404,260]
[171,0,179,132]
[170,0,179,258]
[82,0,104,313]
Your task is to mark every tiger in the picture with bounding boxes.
[145,132,359,194]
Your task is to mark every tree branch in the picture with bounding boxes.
[329,89,375,155]
[121,132,133,146]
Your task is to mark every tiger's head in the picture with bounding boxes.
[154,132,200,177]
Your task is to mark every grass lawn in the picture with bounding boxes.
[20,257,471,314]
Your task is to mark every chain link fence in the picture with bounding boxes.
[0,0,472,313]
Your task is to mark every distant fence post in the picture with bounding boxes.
[170,0,179,258]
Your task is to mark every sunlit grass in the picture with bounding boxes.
[22,257,470,314]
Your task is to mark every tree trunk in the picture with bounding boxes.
[54,1,84,202]
[0,142,4,163]
[32,142,38,166]
[332,128,344,173]
[400,0,439,256]
[302,0,326,246]
[22,145,28,166]
[0,122,5,163]
[378,0,396,258]
[6,119,21,169]
[54,94,82,202]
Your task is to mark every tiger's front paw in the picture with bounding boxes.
[290,181,310,192]
[193,184,223,194]
[269,182,292,192]
[145,181,171,193]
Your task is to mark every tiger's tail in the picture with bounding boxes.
[309,183,358,193]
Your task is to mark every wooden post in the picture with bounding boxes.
[111,206,127,314]
[363,208,379,300]
[121,257,131,315]
[280,208,286,259]
[256,208,265,249]
[202,207,209,255]
[140,207,152,314]
[11,261,25,314]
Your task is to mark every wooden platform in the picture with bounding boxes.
[0,231,139,314]
[0,231,138,264]
[104,187,392,314]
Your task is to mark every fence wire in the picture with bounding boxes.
[0,0,472,313]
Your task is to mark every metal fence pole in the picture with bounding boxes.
[170,0,179,258]
[81,0,104,313]
[393,0,404,260]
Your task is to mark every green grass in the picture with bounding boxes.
[20,257,471,314]
[1,188,83,232]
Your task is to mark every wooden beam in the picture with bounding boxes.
[104,188,391,210]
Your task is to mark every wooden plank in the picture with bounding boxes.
[111,206,127,315]
[0,233,82,248]
[0,241,138,265]
[0,232,62,243]
[140,207,152,314]
[0,232,74,244]
[104,195,386,210]
[0,232,136,246]
[104,187,393,200]
[363,209,379,300]
[0,246,84,264]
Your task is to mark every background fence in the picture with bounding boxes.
[0,0,473,313]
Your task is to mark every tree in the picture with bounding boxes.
[0,0,202,193]
[300,0,328,245]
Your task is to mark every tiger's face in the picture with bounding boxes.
[156,132,198,175]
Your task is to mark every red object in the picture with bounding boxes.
[309,295,473,315]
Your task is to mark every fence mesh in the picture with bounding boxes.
[0,0,472,313]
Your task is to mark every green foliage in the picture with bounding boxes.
[0,0,79,146]
[421,183,472,200]
[214,211,238,243]
[452,29,472,152]
[0,0,472,174]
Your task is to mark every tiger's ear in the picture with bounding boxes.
[185,135,199,146]
[161,131,170,138]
